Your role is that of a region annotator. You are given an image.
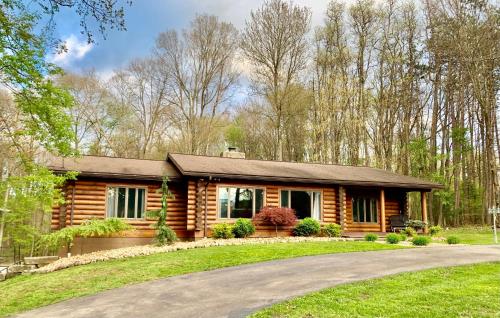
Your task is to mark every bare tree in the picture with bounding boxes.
[241,0,311,160]
[110,57,170,158]
[155,15,239,155]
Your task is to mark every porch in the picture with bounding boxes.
[338,187,430,234]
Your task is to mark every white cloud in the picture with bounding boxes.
[49,35,93,66]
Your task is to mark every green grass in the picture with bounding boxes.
[251,262,500,318]
[441,226,497,245]
[0,241,403,317]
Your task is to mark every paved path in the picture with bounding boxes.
[15,245,500,318]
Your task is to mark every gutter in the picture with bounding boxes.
[177,171,444,190]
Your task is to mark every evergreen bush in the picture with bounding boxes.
[386,233,401,244]
[412,235,431,246]
[232,218,256,238]
[446,236,460,245]
[321,223,342,237]
[364,233,378,242]
[293,218,321,236]
[212,223,234,239]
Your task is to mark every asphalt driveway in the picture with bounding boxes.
[14,245,500,318]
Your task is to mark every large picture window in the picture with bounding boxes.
[352,197,378,223]
[106,187,146,219]
[280,190,321,220]
[218,187,265,219]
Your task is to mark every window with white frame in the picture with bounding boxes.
[280,190,321,220]
[218,187,265,219]
[106,186,146,219]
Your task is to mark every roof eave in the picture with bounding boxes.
[50,168,181,182]
[179,171,443,190]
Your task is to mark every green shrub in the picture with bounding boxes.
[386,233,401,244]
[232,218,256,238]
[293,218,321,236]
[429,225,443,236]
[364,233,378,242]
[447,236,460,245]
[403,227,416,237]
[156,226,177,246]
[321,223,342,237]
[399,233,407,241]
[412,235,431,246]
[212,223,234,239]
[39,218,132,253]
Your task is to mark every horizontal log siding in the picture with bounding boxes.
[188,179,338,237]
[323,187,336,223]
[50,178,188,237]
[51,204,61,230]
[346,188,403,232]
[384,190,404,230]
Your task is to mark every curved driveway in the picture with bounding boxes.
[15,245,500,318]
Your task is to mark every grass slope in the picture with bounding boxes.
[251,262,500,318]
[0,241,402,317]
[442,226,497,245]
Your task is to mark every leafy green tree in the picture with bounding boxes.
[0,165,77,254]
[0,0,130,254]
[1,0,131,155]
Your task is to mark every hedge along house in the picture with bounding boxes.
[48,150,442,253]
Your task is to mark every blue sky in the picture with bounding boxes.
[47,0,332,76]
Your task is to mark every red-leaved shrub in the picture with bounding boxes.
[252,206,297,236]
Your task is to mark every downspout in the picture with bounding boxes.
[70,181,76,226]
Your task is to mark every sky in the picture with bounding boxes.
[46,0,333,77]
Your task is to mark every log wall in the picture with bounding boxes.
[187,179,338,238]
[51,177,410,240]
[344,188,404,232]
[51,178,190,238]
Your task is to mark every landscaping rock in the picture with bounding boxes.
[9,264,36,273]
[33,236,351,274]
[24,256,59,267]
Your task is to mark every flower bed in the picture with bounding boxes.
[33,236,355,273]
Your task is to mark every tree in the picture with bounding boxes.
[56,71,115,153]
[155,15,239,155]
[0,0,131,157]
[0,0,130,253]
[253,206,297,236]
[147,177,177,245]
[110,58,170,158]
[241,0,311,160]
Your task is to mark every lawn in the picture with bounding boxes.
[0,241,403,317]
[442,226,497,245]
[251,262,500,318]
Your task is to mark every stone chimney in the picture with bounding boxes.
[221,146,245,159]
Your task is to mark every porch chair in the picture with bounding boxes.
[389,214,408,232]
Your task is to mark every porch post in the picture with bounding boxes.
[339,186,347,232]
[380,189,386,232]
[421,191,428,234]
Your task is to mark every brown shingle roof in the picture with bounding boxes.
[47,155,180,181]
[168,153,442,190]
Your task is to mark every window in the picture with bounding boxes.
[106,187,146,219]
[352,197,378,223]
[218,187,265,219]
[280,190,321,220]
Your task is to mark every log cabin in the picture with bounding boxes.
[47,149,442,253]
